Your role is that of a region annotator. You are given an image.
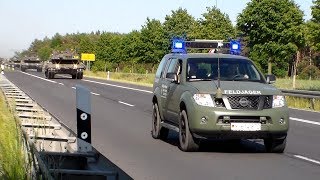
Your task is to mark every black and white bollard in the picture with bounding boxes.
[76,85,92,152]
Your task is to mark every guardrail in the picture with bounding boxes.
[281,89,320,110]
[0,74,132,180]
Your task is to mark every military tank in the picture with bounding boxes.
[44,50,86,79]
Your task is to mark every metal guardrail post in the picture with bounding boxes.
[76,85,92,152]
[310,98,315,110]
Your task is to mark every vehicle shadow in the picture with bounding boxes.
[163,130,266,153]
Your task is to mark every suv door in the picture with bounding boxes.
[163,58,182,124]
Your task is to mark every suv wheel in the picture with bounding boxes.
[151,103,169,140]
[264,137,286,153]
[72,74,77,79]
[179,110,199,152]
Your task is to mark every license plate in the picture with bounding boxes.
[231,123,261,131]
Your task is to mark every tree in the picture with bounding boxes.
[139,18,167,64]
[309,0,320,51]
[197,7,236,40]
[164,8,197,39]
[237,0,305,77]
[50,33,63,49]
[38,46,52,61]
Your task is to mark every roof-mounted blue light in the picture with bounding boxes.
[229,40,241,55]
[171,38,187,54]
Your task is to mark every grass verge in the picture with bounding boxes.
[286,96,320,111]
[84,70,154,87]
[275,78,320,91]
[0,92,29,179]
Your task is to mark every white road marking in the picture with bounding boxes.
[290,117,320,126]
[294,155,320,165]
[118,101,135,107]
[91,92,100,96]
[71,87,76,89]
[58,83,64,85]
[20,71,57,84]
[82,79,153,94]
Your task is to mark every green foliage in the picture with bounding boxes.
[0,94,29,179]
[163,8,196,38]
[38,46,52,61]
[299,65,320,79]
[197,7,236,40]
[237,0,305,76]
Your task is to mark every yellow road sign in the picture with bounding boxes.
[81,53,95,61]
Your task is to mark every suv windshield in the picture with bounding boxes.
[187,58,264,82]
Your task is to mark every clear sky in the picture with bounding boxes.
[0,0,314,58]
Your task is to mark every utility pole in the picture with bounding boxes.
[215,0,218,7]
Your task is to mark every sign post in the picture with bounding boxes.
[76,85,92,152]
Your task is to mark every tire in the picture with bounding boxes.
[72,74,76,79]
[151,103,169,140]
[264,137,286,153]
[37,68,42,72]
[45,71,48,78]
[48,72,54,79]
[77,72,83,79]
[179,110,199,152]
[21,68,25,72]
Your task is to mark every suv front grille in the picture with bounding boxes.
[226,95,273,110]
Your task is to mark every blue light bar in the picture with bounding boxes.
[171,38,186,54]
[229,40,241,55]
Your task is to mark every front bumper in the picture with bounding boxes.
[21,65,42,69]
[187,104,289,139]
[48,68,83,75]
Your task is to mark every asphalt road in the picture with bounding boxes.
[4,70,320,180]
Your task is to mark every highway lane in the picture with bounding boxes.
[4,70,320,180]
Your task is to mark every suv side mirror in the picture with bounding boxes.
[166,72,178,83]
[266,74,276,84]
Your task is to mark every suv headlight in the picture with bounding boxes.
[193,94,215,107]
[55,64,60,69]
[73,64,78,69]
[272,95,285,108]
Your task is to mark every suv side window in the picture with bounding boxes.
[155,57,167,78]
[165,58,179,77]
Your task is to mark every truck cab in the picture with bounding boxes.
[152,39,289,152]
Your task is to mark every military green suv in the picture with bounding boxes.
[152,39,289,152]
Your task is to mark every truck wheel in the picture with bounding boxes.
[179,110,199,152]
[48,72,54,79]
[45,71,48,78]
[264,137,286,153]
[72,74,76,79]
[151,103,169,140]
[76,72,83,79]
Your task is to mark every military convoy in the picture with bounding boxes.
[20,56,42,72]
[44,50,86,79]
[152,39,289,153]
